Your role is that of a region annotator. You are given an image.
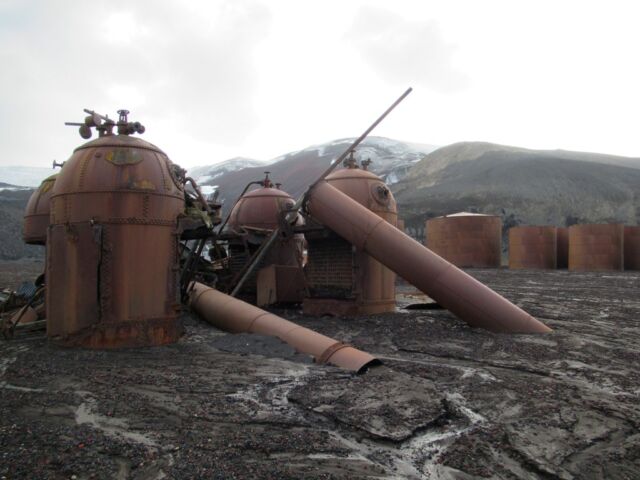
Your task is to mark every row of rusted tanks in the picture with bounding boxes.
[20,108,553,372]
[424,214,640,271]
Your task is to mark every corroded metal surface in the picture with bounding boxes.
[304,166,397,315]
[256,265,306,307]
[426,215,502,268]
[46,133,184,347]
[568,224,624,271]
[624,226,640,270]
[508,226,557,270]
[306,181,551,333]
[225,182,305,298]
[556,227,569,269]
[189,282,378,372]
[23,174,57,245]
[228,186,297,232]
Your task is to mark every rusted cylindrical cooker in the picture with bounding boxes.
[304,162,397,315]
[556,227,569,269]
[226,176,306,305]
[227,177,304,267]
[23,174,57,245]
[568,224,624,271]
[189,282,378,372]
[426,214,502,268]
[625,226,640,270]
[306,181,551,333]
[229,179,297,231]
[508,226,557,270]
[47,131,185,347]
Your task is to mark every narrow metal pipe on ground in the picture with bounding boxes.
[188,282,379,372]
[305,181,551,333]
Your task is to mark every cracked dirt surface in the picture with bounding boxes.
[1,268,639,479]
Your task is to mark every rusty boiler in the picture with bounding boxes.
[426,213,502,268]
[508,226,557,270]
[303,154,397,316]
[46,110,185,347]
[23,174,57,245]
[568,223,624,271]
[623,226,640,270]
[226,173,306,306]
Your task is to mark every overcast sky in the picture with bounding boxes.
[2,0,640,169]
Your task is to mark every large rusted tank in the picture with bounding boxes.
[304,157,397,316]
[556,227,569,269]
[228,181,296,232]
[426,213,502,268]
[23,174,57,245]
[624,226,640,270]
[226,176,305,303]
[508,226,557,270]
[47,115,185,347]
[568,224,624,271]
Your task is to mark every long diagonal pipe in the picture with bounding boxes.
[189,282,379,372]
[305,181,552,333]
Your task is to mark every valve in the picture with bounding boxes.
[65,108,145,138]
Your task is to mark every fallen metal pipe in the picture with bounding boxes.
[305,181,551,333]
[189,282,379,372]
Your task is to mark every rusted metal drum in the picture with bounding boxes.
[23,174,57,245]
[624,226,640,270]
[426,213,502,268]
[228,183,305,302]
[508,226,557,270]
[227,184,304,263]
[228,186,296,231]
[568,224,624,271]
[47,134,185,347]
[304,167,398,315]
[556,227,569,269]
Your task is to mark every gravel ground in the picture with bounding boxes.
[1,268,639,479]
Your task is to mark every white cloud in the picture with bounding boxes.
[2,0,640,169]
[346,6,468,93]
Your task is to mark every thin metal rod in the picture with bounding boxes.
[229,87,412,297]
[310,87,412,192]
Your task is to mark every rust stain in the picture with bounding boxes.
[569,224,624,271]
[426,214,502,268]
[509,226,557,270]
[104,148,143,166]
[131,179,156,190]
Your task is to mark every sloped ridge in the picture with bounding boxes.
[394,143,640,233]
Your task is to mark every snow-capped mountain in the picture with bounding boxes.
[197,136,437,214]
[188,158,269,186]
[268,136,437,186]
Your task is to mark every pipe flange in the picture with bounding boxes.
[317,341,352,365]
